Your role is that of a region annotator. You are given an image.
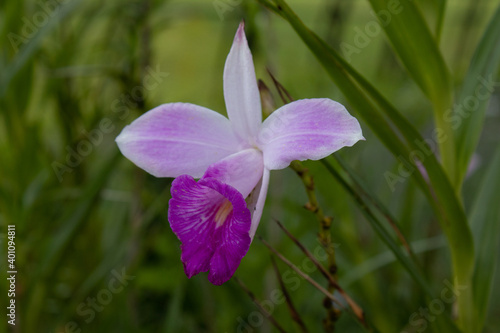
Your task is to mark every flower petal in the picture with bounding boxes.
[116,103,240,178]
[168,175,251,285]
[257,98,364,170]
[204,148,263,198]
[246,168,270,239]
[223,21,262,143]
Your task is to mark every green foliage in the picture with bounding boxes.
[0,0,499,332]
[470,146,500,332]
[455,6,500,186]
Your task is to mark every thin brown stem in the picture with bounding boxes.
[266,68,294,104]
[273,218,367,327]
[258,236,344,309]
[270,256,309,333]
[265,69,340,331]
[289,161,338,275]
[234,277,288,333]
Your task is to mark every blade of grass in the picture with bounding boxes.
[367,0,456,183]
[26,151,121,332]
[470,146,500,331]
[410,0,447,42]
[367,0,451,103]
[38,151,121,278]
[422,0,447,43]
[0,0,82,98]
[53,236,129,329]
[342,235,447,287]
[434,0,446,42]
[455,5,500,186]
[332,156,413,255]
[162,280,185,333]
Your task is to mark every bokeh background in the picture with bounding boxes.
[1,0,499,332]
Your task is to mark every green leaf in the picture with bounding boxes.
[367,0,457,185]
[471,146,500,331]
[414,0,447,43]
[433,0,446,42]
[37,152,121,278]
[367,0,451,102]
[455,5,500,186]
[342,235,447,287]
[26,152,121,332]
[162,281,186,333]
[0,0,82,98]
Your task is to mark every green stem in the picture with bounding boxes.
[449,244,476,333]
[289,160,340,331]
[433,95,475,332]
[432,95,459,191]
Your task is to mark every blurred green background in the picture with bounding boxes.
[1,0,499,332]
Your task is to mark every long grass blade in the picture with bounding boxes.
[332,156,412,255]
[367,0,451,105]
[455,5,500,186]
[0,0,82,98]
[367,0,456,181]
[470,146,500,331]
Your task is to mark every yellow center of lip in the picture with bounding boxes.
[214,200,233,228]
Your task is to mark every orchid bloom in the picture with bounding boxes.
[116,22,363,285]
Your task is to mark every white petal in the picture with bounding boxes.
[247,168,270,239]
[223,21,262,143]
[116,103,239,178]
[257,99,363,170]
[203,148,263,198]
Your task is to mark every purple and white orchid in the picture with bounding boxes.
[116,22,363,285]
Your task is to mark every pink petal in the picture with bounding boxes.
[257,98,364,170]
[116,103,240,178]
[223,22,262,144]
[168,175,251,285]
[204,148,263,198]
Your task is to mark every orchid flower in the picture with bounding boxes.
[116,22,363,285]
